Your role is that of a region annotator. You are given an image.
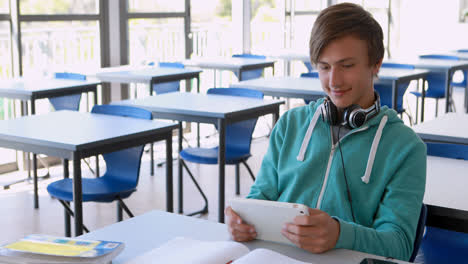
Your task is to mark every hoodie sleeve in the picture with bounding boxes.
[246,112,287,201]
[334,139,427,261]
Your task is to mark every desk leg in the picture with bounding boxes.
[150,142,154,176]
[421,79,426,123]
[166,133,173,213]
[392,81,397,111]
[33,154,38,209]
[197,76,201,147]
[72,153,84,236]
[445,70,451,113]
[218,119,226,223]
[178,122,184,214]
[63,159,71,237]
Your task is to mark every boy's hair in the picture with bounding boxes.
[309,3,384,66]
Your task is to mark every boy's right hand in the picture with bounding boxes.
[225,206,257,242]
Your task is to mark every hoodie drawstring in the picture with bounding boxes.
[296,105,323,162]
[361,115,388,184]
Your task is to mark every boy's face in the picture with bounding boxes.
[316,35,381,110]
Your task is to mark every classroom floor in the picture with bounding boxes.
[0,87,465,245]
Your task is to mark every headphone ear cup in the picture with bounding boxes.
[344,104,366,129]
[325,100,339,126]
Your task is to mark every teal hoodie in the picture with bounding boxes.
[247,98,426,261]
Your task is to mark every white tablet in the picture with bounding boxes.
[229,198,309,245]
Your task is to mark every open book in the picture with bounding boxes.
[0,234,124,264]
[125,237,311,264]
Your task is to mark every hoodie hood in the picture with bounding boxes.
[296,97,401,184]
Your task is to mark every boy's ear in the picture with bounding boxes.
[372,59,383,76]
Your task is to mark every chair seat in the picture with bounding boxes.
[410,90,445,99]
[47,176,136,202]
[420,226,468,263]
[180,147,251,165]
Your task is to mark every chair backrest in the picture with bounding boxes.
[409,203,427,262]
[303,62,314,72]
[151,62,184,94]
[419,54,460,61]
[232,54,266,81]
[426,142,468,160]
[381,62,415,70]
[300,72,319,78]
[420,226,468,263]
[91,104,152,187]
[207,88,263,156]
[50,72,86,111]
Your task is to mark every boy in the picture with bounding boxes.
[226,3,426,261]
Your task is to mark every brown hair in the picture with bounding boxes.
[309,3,384,66]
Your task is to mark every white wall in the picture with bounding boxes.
[393,0,468,59]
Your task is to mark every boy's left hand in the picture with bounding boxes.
[281,207,340,253]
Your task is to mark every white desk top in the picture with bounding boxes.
[0,77,100,100]
[116,92,284,120]
[386,58,468,71]
[94,66,202,84]
[425,155,468,212]
[230,76,325,99]
[412,113,468,144]
[377,68,429,81]
[183,57,276,71]
[0,110,176,159]
[263,48,310,62]
[80,210,409,264]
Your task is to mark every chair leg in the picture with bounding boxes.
[117,203,123,222]
[415,97,419,124]
[181,160,209,216]
[241,160,256,181]
[435,99,438,117]
[235,164,240,195]
[58,200,90,234]
[117,198,134,220]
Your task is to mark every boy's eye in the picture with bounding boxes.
[343,64,354,68]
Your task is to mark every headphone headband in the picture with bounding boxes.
[322,91,380,129]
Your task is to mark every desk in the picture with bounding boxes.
[95,65,202,95]
[378,68,429,121]
[230,69,428,115]
[115,92,284,223]
[0,111,177,236]
[0,77,100,115]
[183,57,275,84]
[425,155,468,232]
[95,66,202,174]
[412,112,468,144]
[80,210,410,264]
[230,76,325,101]
[388,58,468,113]
[413,113,468,231]
[264,48,310,75]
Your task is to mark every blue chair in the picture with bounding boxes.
[300,72,319,105]
[303,61,314,73]
[457,49,468,53]
[376,63,415,123]
[418,226,468,263]
[151,62,185,94]
[409,203,427,262]
[232,54,266,81]
[50,72,86,111]
[179,87,263,215]
[47,104,152,234]
[411,55,460,118]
